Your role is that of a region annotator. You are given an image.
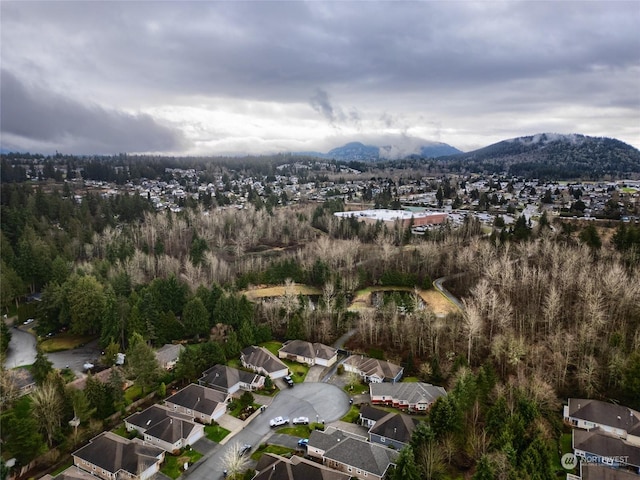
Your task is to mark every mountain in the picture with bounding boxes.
[297,139,462,161]
[442,133,640,179]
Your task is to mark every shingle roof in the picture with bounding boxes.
[344,355,403,381]
[125,404,191,430]
[72,432,163,476]
[155,344,184,365]
[164,383,227,414]
[369,382,447,404]
[241,346,288,375]
[253,453,351,480]
[368,412,420,444]
[322,436,399,476]
[573,428,640,467]
[278,340,337,361]
[143,416,198,445]
[568,398,640,435]
[199,364,262,390]
[360,405,389,423]
[582,464,640,480]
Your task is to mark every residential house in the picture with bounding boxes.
[241,346,289,380]
[369,382,446,412]
[307,427,398,480]
[199,364,265,394]
[360,405,420,450]
[573,428,640,473]
[564,398,640,446]
[278,340,338,367]
[72,431,165,480]
[164,383,228,423]
[568,463,640,480]
[252,453,351,480]
[1,367,35,403]
[343,355,403,383]
[124,404,204,453]
[154,344,185,370]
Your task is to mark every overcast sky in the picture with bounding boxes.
[1,1,639,156]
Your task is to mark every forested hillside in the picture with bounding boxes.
[1,178,639,479]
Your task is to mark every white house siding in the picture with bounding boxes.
[139,463,161,480]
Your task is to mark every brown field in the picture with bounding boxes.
[242,284,322,300]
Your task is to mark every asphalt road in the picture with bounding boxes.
[184,382,350,480]
[3,323,37,369]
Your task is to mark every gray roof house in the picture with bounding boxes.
[164,383,228,423]
[370,382,447,412]
[124,404,204,453]
[564,398,640,443]
[576,463,640,480]
[154,344,185,370]
[199,364,265,394]
[573,428,640,472]
[72,431,165,480]
[343,355,403,383]
[241,346,289,379]
[360,406,420,450]
[252,453,351,480]
[307,428,398,480]
[278,340,338,367]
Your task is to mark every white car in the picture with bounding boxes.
[292,416,309,425]
[269,416,289,427]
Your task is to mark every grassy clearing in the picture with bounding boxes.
[204,424,231,443]
[283,361,309,383]
[243,284,321,300]
[161,449,203,479]
[124,384,143,404]
[40,333,97,353]
[403,376,421,383]
[343,383,369,395]
[340,406,361,423]
[251,444,294,461]
[277,425,311,437]
[260,341,283,357]
[112,424,129,438]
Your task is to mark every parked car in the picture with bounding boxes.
[239,444,252,456]
[298,438,309,447]
[284,375,294,387]
[23,318,34,325]
[292,416,309,425]
[269,416,289,427]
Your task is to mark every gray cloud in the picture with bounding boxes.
[0,1,638,153]
[0,70,186,154]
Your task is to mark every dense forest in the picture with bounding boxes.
[1,173,639,479]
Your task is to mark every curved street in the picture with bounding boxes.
[185,382,351,480]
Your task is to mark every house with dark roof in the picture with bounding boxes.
[154,344,185,370]
[307,428,398,480]
[360,406,420,450]
[124,404,204,453]
[1,367,35,403]
[278,340,338,367]
[241,346,289,380]
[369,382,447,412]
[343,355,403,383]
[252,453,351,480]
[573,428,640,473]
[571,463,640,480]
[199,364,265,394]
[164,383,228,423]
[72,431,165,480]
[564,398,640,444]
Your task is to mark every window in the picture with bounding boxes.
[357,469,361,474]
[381,437,386,442]
[348,467,352,472]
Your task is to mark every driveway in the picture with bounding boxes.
[184,382,350,480]
[47,339,102,376]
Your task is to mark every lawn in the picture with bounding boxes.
[340,405,361,423]
[282,360,309,383]
[276,425,311,437]
[50,459,74,476]
[204,424,231,443]
[40,333,97,353]
[228,402,261,419]
[402,376,420,382]
[250,444,294,461]
[343,383,369,395]
[160,449,203,479]
[112,424,129,438]
[260,341,284,357]
[124,384,143,404]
